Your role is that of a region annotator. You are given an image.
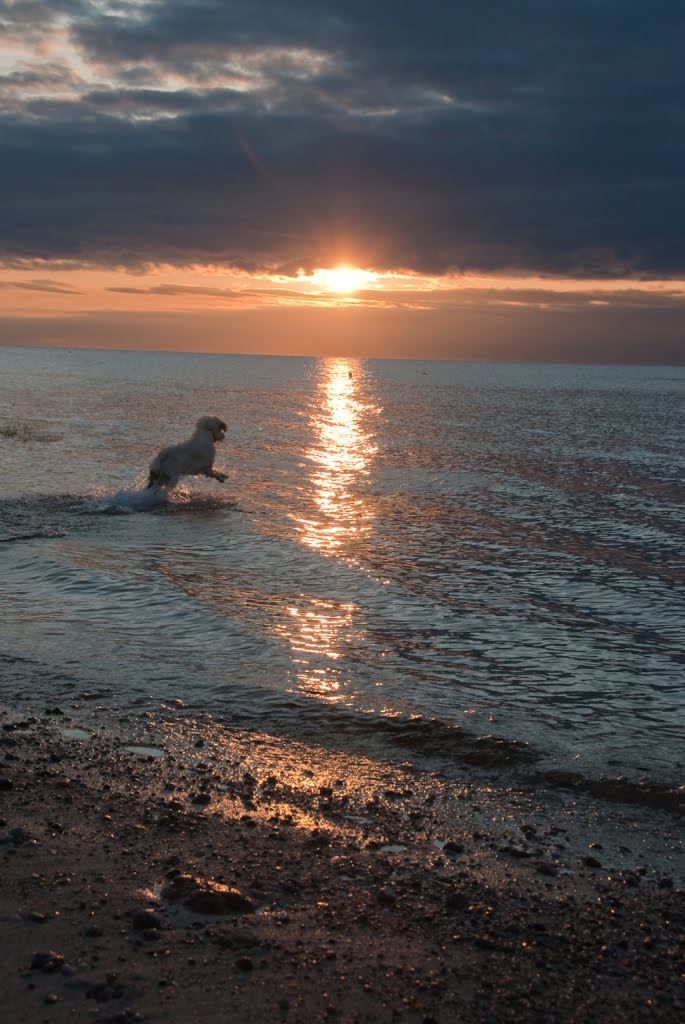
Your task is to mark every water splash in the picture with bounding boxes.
[87,481,167,515]
[86,480,236,515]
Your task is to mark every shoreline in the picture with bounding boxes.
[1,704,683,1023]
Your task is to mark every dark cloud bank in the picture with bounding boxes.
[1,0,684,278]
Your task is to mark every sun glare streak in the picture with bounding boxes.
[279,358,379,702]
[272,597,359,703]
[297,358,378,555]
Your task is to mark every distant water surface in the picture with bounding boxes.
[1,347,683,804]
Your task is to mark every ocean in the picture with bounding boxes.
[1,346,683,808]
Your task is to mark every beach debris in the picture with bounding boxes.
[161,874,255,915]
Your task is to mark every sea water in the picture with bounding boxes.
[1,346,683,805]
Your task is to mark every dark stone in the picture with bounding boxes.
[131,909,163,932]
[10,827,35,845]
[30,951,65,973]
[235,956,253,971]
[0,777,13,790]
[500,844,532,859]
[536,863,558,877]
[443,841,464,854]
[86,978,124,1001]
[161,874,254,915]
[445,892,469,911]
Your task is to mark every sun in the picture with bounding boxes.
[311,266,376,294]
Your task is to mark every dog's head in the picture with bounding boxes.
[196,415,227,442]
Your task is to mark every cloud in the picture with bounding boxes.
[0,277,80,293]
[0,1,683,277]
[107,284,242,296]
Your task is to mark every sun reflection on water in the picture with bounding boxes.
[283,359,379,703]
[273,597,358,702]
[295,358,378,556]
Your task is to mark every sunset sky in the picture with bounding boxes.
[1,0,683,362]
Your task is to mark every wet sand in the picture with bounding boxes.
[1,704,683,1023]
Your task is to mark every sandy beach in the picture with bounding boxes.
[1,702,683,1023]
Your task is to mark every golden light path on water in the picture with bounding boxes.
[275,358,380,706]
[298,358,378,555]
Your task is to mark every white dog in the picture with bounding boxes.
[147,415,227,489]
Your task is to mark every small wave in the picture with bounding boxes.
[214,695,538,771]
[372,715,683,812]
[0,528,66,543]
[364,712,538,768]
[210,695,682,814]
[0,493,85,542]
[0,420,63,442]
[529,769,685,814]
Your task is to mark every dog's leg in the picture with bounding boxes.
[147,470,171,489]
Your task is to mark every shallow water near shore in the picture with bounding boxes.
[1,347,683,808]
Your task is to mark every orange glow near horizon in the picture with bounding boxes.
[2,258,684,360]
[3,258,684,311]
